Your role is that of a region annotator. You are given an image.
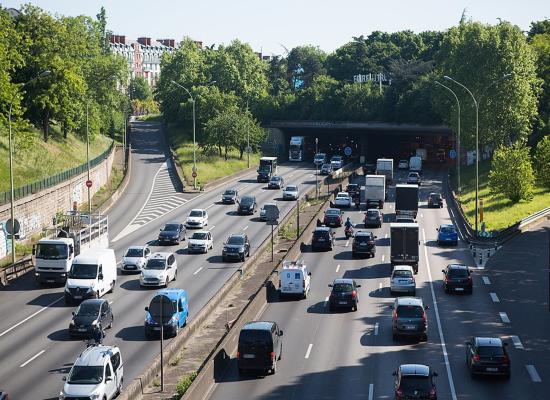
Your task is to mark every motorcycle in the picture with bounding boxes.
[344,225,354,239]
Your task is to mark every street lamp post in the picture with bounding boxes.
[444,74,512,237]
[434,81,461,193]
[315,138,319,198]
[7,70,51,263]
[86,100,91,216]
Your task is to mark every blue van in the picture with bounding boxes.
[144,288,188,338]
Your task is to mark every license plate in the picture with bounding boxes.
[404,325,416,330]
[153,327,161,330]
[78,328,87,332]
[486,367,498,372]
[73,295,82,299]
[242,354,255,359]
[47,279,55,283]
[455,287,464,291]
[339,301,348,305]
[318,239,325,241]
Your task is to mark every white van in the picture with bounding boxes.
[409,156,422,172]
[59,345,123,400]
[64,249,117,304]
[279,260,311,299]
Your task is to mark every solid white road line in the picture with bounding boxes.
[305,343,313,359]
[336,264,340,273]
[324,296,329,306]
[499,312,511,323]
[243,226,248,231]
[381,254,385,262]
[422,228,458,400]
[526,365,542,382]
[209,225,216,231]
[511,335,524,350]
[490,293,500,303]
[206,203,215,210]
[193,267,203,275]
[20,349,46,368]
[344,240,349,247]
[0,296,64,338]
[368,383,374,400]
[374,323,379,336]
[384,233,388,239]
[482,276,491,285]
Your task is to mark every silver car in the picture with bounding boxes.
[390,265,416,296]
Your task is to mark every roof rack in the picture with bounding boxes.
[282,259,305,268]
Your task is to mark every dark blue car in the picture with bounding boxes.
[144,288,188,338]
[437,224,458,246]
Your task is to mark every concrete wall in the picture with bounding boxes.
[0,147,115,254]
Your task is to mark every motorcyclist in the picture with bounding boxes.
[87,322,105,347]
[344,217,353,229]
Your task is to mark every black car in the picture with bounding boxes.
[391,297,429,341]
[328,278,361,311]
[465,337,510,378]
[323,208,343,227]
[364,209,383,228]
[393,364,438,400]
[237,321,283,375]
[158,222,186,244]
[268,176,284,189]
[363,162,376,174]
[238,196,257,215]
[428,192,443,208]
[222,189,239,204]
[222,233,251,262]
[352,231,377,257]
[311,227,335,251]
[442,264,473,294]
[346,183,359,197]
[69,299,113,338]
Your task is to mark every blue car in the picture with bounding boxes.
[144,288,188,338]
[437,224,458,246]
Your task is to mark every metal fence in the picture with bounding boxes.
[0,142,114,206]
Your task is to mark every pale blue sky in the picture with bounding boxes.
[2,1,548,54]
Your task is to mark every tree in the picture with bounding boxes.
[529,33,550,140]
[287,45,327,90]
[534,135,550,188]
[489,142,535,202]
[528,19,550,38]
[129,76,152,101]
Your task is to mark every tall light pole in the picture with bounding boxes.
[86,100,92,216]
[7,70,51,263]
[315,137,319,198]
[434,81,461,193]
[246,99,250,169]
[444,74,513,237]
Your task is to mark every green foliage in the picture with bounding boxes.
[175,372,197,396]
[529,33,550,136]
[489,142,535,202]
[287,45,327,89]
[129,76,152,101]
[534,135,550,188]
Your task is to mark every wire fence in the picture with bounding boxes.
[0,142,114,206]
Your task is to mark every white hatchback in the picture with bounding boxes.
[121,245,151,273]
[390,265,416,296]
[185,209,208,228]
[140,252,177,287]
[334,192,352,207]
[188,230,214,254]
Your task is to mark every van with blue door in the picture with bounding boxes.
[144,288,188,338]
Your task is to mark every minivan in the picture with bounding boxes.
[237,321,283,375]
[144,289,188,338]
[391,297,429,341]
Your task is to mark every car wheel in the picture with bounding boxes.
[421,333,428,342]
[353,304,358,312]
[392,331,398,341]
[110,281,115,293]
[390,290,394,296]
[240,254,245,262]
[238,367,245,376]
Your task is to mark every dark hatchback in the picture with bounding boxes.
[323,208,343,227]
[364,209,383,228]
[393,364,438,400]
[346,183,359,197]
[391,297,429,341]
[428,192,443,208]
[328,278,361,311]
[221,189,239,204]
[311,227,335,251]
[466,337,510,378]
[237,321,283,375]
[222,234,250,262]
[69,299,113,338]
[352,231,377,258]
[442,264,473,294]
[158,222,186,245]
[238,196,257,215]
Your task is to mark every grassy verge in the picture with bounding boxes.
[0,127,113,192]
[165,124,260,188]
[175,372,198,396]
[451,160,550,232]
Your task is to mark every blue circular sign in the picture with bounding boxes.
[344,146,352,156]
[449,149,457,159]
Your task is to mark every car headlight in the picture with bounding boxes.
[59,391,66,400]
[239,247,245,253]
[92,320,98,326]
[90,393,101,400]
[69,320,75,326]
[145,313,153,324]
[64,287,70,292]
[158,274,165,280]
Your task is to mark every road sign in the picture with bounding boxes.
[344,146,352,156]
[449,149,457,159]
[264,204,280,221]
[6,218,20,235]
[149,295,173,325]
[192,171,197,178]
[85,180,92,188]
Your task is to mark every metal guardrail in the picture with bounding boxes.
[1,256,33,286]
[0,142,114,205]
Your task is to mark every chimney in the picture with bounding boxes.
[157,39,175,48]
[119,35,126,44]
[138,37,151,46]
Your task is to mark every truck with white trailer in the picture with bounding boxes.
[376,158,394,183]
[362,175,386,209]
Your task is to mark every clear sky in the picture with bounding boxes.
[2,1,548,54]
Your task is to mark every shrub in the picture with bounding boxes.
[175,371,198,396]
[534,135,550,188]
[489,142,535,202]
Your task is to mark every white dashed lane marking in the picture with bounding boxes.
[526,365,542,382]
[335,264,340,273]
[490,293,500,303]
[193,267,203,275]
[482,276,491,285]
[304,344,313,359]
[368,384,374,400]
[374,323,379,336]
[499,312,510,323]
[511,335,524,349]
[20,349,46,368]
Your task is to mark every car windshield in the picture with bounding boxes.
[125,248,143,257]
[144,259,166,270]
[75,302,100,317]
[355,235,371,243]
[400,160,407,164]
[69,264,98,279]
[400,375,432,392]
[286,186,297,191]
[409,173,418,178]
[322,164,331,169]
[163,224,179,231]
[271,177,281,182]
[393,270,413,278]
[67,366,103,385]
[227,236,244,245]
[478,345,505,357]
[239,329,272,348]
[241,197,254,205]
[189,210,203,217]
[430,194,441,200]
[192,232,208,240]
[440,226,455,234]
[36,243,68,260]
[223,190,236,196]
[397,305,424,318]
[448,268,468,278]
[331,156,341,161]
[333,283,353,292]
[326,209,340,216]
[367,210,379,217]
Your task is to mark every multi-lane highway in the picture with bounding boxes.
[0,121,320,399]
[207,169,547,400]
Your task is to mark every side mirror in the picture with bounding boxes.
[72,311,75,316]
[328,284,333,287]
[389,305,394,309]
[106,376,113,382]
[279,330,284,336]
[424,305,430,310]
[433,372,439,377]
[308,272,312,276]
[144,306,149,312]
[356,284,362,288]
[62,376,67,381]
[464,341,471,346]
[98,273,104,280]
[32,245,36,256]
[441,269,445,273]
[374,236,378,239]
[436,228,439,231]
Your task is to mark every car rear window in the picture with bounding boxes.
[313,230,330,238]
[397,305,424,318]
[393,270,412,278]
[189,210,203,217]
[448,268,468,278]
[400,375,431,391]
[125,248,143,257]
[325,209,340,216]
[354,235,371,243]
[367,210,379,217]
[440,226,456,234]
[241,197,254,204]
[224,190,236,195]
[239,329,272,347]
[478,346,504,357]
[333,283,353,292]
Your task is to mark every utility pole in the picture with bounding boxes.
[315,138,319,198]
[86,100,91,216]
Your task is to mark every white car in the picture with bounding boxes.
[283,185,299,200]
[188,230,214,254]
[390,265,416,296]
[334,192,352,207]
[121,245,151,273]
[330,155,343,169]
[140,252,177,287]
[279,260,311,299]
[398,159,409,169]
[59,345,123,400]
[185,209,208,228]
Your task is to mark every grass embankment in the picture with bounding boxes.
[165,124,261,187]
[451,160,550,232]
[0,128,113,192]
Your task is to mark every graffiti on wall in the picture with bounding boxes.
[72,181,83,205]
[18,214,41,239]
[0,222,9,259]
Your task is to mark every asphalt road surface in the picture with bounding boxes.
[0,121,321,399]
[207,169,548,400]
